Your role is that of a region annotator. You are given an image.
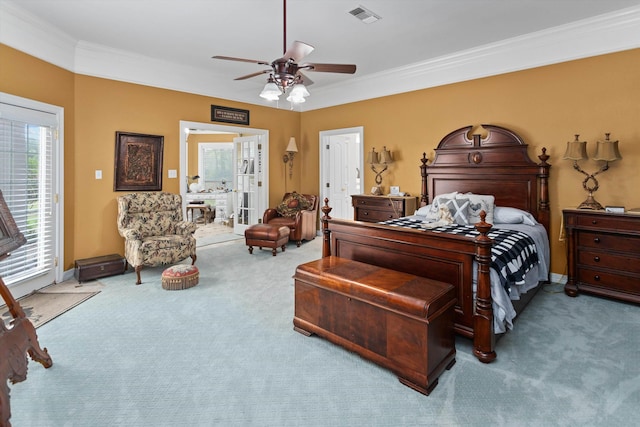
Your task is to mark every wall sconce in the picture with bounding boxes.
[283,137,298,179]
[563,133,622,210]
[367,146,394,195]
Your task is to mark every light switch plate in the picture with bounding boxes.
[168,169,177,178]
[95,170,102,179]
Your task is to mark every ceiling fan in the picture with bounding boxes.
[212,0,356,103]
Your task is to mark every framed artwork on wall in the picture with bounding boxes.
[114,131,164,191]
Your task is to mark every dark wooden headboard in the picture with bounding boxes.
[419,124,551,233]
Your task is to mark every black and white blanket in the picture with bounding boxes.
[379,217,539,294]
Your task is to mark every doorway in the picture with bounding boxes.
[319,127,364,220]
[179,121,269,238]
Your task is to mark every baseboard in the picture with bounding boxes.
[550,272,567,284]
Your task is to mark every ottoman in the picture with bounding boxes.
[161,264,199,290]
[245,224,290,256]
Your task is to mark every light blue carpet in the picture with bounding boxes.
[8,237,640,426]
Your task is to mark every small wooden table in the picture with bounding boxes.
[187,204,214,223]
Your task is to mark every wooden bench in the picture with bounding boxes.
[293,256,456,395]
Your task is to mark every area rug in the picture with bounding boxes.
[194,221,243,247]
[0,290,100,329]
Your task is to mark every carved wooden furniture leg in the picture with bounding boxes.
[1,277,53,426]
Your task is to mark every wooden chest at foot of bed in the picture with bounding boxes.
[293,256,457,395]
[74,254,127,283]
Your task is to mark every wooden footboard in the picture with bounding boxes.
[321,200,497,363]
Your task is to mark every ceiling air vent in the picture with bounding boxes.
[349,6,382,24]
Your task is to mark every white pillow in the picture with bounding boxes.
[494,206,538,226]
[415,204,432,216]
[457,193,495,224]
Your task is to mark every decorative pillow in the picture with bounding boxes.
[276,192,310,218]
[439,198,470,225]
[457,193,495,224]
[494,206,538,226]
[424,192,458,217]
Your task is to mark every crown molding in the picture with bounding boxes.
[305,5,640,111]
[2,3,640,112]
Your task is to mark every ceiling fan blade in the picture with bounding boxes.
[282,41,314,62]
[302,63,357,74]
[212,55,271,66]
[297,72,314,86]
[234,69,272,81]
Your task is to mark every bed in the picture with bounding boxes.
[320,124,551,363]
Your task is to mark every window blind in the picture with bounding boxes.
[0,103,55,285]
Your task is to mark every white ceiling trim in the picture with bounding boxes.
[2,3,639,112]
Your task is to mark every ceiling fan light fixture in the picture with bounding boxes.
[260,79,281,101]
[286,82,310,104]
[290,83,310,98]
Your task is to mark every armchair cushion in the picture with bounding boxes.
[276,191,311,217]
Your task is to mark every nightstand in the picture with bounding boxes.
[352,194,418,223]
[563,209,640,304]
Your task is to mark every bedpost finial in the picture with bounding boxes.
[321,198,332,220]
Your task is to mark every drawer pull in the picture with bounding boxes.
[593,256,600,262]
[100,266,105,271]
[363,212,369,216]
[594,275,600,281]
[591,220,598,225]
[593,237,600,244]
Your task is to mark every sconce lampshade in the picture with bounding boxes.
[593,134,622,162]
[563,135,588,160]
[286,137,298,153]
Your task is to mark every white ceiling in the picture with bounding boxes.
[2,0,640,111]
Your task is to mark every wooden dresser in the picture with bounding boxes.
[352,194,418,223]
[563,209,640,304]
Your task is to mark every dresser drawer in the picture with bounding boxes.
[353,196,399,210]
[578,267,639,294]
[575,214,640,233]
[578,250,640,274]
[577,231,640,252]
[356,209,399,222]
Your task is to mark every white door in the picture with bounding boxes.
[0,93,63,298]
[320,127,363,220]
[233,135,265,235]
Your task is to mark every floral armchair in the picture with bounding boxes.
[117,192,197,285]
[262,192,318,247]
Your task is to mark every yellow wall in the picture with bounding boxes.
[2,43,640,277]
[2,44,301,270]
[302,48,640,275]
[0,44,77,270]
